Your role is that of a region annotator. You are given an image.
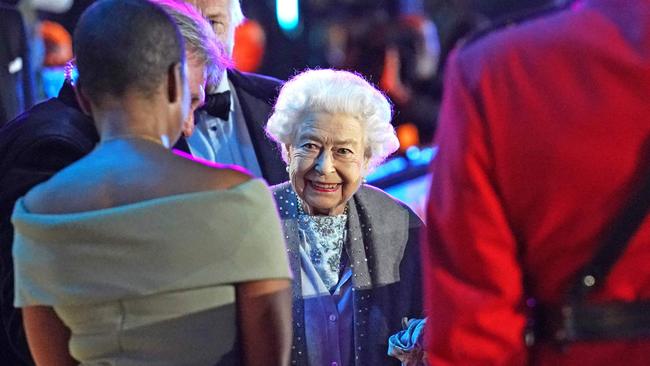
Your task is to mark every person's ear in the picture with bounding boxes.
[74,82,92,116]
[362,156,370,175]
[284,144,292,164]
[167,62,183,103]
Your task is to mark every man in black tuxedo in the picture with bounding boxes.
[0,2,226,362]
[187,0,288,185]
[0,4,34,127]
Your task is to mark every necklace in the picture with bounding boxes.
[100,134,168,147]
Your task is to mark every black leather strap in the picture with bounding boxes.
[568,162,650,302]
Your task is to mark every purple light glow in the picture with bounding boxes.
[171,148,251,175]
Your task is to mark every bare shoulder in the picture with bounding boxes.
[172,152,254,191]
[22,162,95,214]
[204,166,253,190]
[22,182,51,213]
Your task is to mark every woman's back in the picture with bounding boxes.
[16,2,292,364]
[14,138,291,365]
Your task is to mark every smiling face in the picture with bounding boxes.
[182,54,207,137]
[287,112,369,216]
[189,0,235,56]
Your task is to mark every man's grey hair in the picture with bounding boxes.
[231,0,244,28]
[150,0,229,88]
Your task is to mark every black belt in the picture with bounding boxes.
[531,301,650,344]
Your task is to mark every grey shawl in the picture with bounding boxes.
[272,182,424,366]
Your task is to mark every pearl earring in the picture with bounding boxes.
[285,166,290,173]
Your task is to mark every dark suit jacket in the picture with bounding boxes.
[0,5,34,127]
[227,69,288,185]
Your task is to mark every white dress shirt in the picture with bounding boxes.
[186,70,263,177]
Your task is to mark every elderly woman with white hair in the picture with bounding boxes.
[266,69,424,366]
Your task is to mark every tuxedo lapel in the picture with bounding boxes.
[171,136,191,154]
[227,69,288,185]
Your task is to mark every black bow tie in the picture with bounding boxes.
[199,90,231,120]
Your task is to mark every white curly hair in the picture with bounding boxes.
[150,0,229,88]
[266,69,399,172]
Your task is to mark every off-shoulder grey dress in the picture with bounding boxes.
[12,179,290,366]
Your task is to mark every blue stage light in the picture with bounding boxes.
[276,0,299,32]
[42,67,67,98]
[417,146,437,165]
[366,157,408,183]
[405,146,421,161]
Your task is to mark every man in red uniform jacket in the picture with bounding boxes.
[424,0,650,364]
